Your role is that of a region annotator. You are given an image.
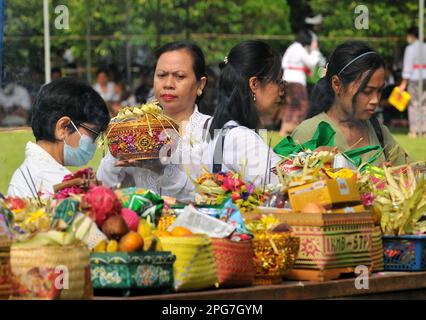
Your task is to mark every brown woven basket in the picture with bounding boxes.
[107,114,178,161]
[10,243,92,300]
[211,238,255,288]
[0,250,11,300]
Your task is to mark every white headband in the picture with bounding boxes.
[338,51,377,75]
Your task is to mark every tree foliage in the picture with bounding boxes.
[2,0,423,83]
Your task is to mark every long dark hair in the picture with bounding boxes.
[208,40,282,137]
[308,41,385,120]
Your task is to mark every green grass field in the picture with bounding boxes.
[1,127,425,195]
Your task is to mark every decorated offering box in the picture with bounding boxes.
[383,235,426,271]
[246,209,375,281]
[106,101,179,161]
[90,251,175,293]
[10,243,92,300]
[158,235,218,292]
[288,178,360,212]
[210,238,255,288]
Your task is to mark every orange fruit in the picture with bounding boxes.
[154,230,172,237]
[118,231,144,252]
[170,226,193,237]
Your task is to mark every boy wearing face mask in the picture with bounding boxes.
[8,78,110,198]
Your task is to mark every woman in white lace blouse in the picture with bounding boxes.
[96,41,210,202]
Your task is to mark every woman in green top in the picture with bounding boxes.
[292,41,409,166]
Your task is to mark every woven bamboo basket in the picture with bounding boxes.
[159,235,218,292]
[211,238,255,288]
[106,104,179,161]
[0,250,11,300]
[10,243,92,300]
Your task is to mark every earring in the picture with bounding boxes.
[197,89,203,96]
[252,93,256,101]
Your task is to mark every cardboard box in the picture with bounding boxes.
[330,204,366,214]
[288,178,361,212]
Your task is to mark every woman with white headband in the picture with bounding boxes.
[291,41,409,166]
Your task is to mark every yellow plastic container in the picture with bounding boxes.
[388,87,411,112]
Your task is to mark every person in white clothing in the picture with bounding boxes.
[205,40,284,185]
[93,68,120,103]
[0,81,31,126]
[279,30,320,136]
[96,41,209,202]
[8,78,110,198]
[304,14,323,48]
[399,26,426,137]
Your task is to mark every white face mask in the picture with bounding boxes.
[63,121,97,166]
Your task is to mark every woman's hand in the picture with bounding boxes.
[115,158,165,175]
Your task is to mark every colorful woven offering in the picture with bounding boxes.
[105,100,179,161]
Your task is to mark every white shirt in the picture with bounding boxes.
[402,40,426,81]
[8,142,71,198]
[96,105,211,202]
[282,42,320,86]
[94,82,119,102]
[0,85,31,110]
[201,120,281,186]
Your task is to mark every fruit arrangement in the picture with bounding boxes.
[192,170,264,212]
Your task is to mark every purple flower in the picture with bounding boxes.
[246,183,255,194]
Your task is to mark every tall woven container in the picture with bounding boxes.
[159,235,217,292]
[10,243,92,300]
[0,240,11,300]
[371,226,384,272]
[211,238,255,288]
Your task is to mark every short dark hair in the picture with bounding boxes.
[31,77,110,142]
[154,40,206,81]
[407,26,419,38]
[209,40,282,136]
[308,41,385,120]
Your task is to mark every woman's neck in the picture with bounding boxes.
[37,140,64,165]
[326,103,362,129]
[166,105,195,132]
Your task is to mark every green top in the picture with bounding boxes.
[291,112,408,166]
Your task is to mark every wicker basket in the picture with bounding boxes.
[159,235,218,292]
[0,249,11,300]
[371,226,384,272]
[10,243,92,300]
[106,105,179,161]
[211,238,255,288]
[252,232,300,285]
